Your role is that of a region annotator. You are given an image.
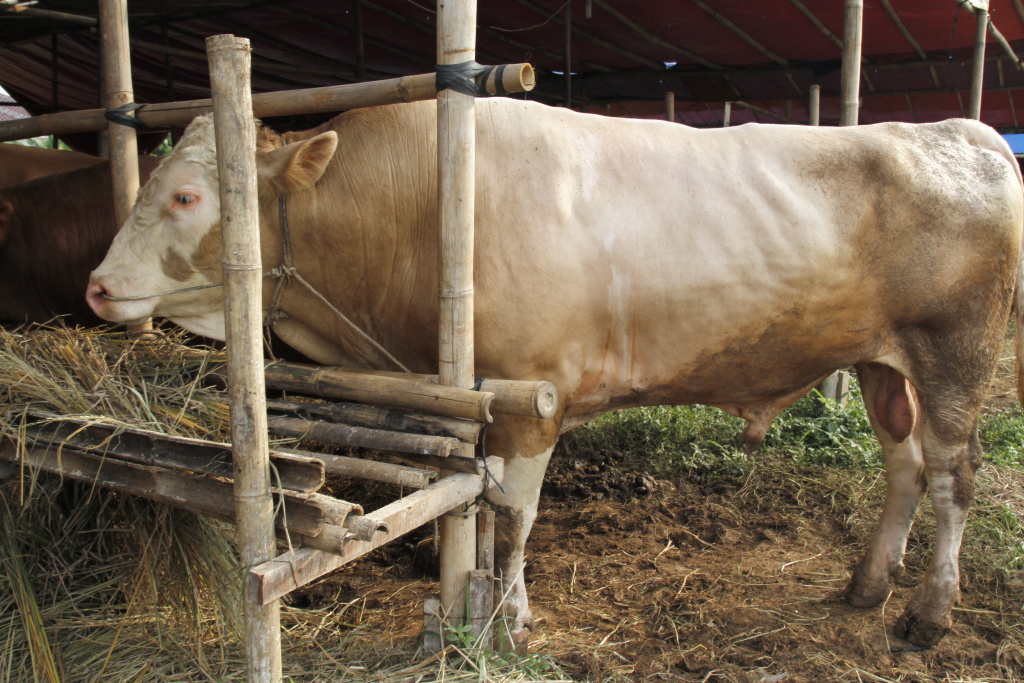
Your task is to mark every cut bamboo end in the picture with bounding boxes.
[345,514,391,542]
[483,63,535,95]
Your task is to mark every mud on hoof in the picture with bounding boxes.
[842,560,904,608]
[894,606,952,647]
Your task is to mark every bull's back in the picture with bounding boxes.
[470,103,1023,409]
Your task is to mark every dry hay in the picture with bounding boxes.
[0,323,564,682]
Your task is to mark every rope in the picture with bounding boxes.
[102,280,223,301]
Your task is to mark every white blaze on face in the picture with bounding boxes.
[86,115,228,338]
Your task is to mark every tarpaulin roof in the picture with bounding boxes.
[2,0,1024,144]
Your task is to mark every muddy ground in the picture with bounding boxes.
[294,330,1024,683]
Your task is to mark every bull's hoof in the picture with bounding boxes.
[894,606,952,648]
[843,560,903,608]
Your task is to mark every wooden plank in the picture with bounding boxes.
[266,414,461,457]
[267,399,483,444]
[251,456,504,604]
[24,418,324,493]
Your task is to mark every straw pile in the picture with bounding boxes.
[0,323,564,682]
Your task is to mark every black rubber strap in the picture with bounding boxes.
[104,102,146,129]
[436,61,508,97]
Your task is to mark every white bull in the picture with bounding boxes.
[87,99,1024,648]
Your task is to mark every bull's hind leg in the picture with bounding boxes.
[844,362,926,607]
[484,415,561,646]
[893,420,983,646]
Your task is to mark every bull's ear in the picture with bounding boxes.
[258,131,338,195]
[0,200,12,247]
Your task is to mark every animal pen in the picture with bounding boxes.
[0,1,1001,680]
[0,0,547,680]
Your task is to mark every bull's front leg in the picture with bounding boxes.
[483,415,560,648]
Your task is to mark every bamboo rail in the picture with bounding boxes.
[266,398,484,444]
[266,415,461,457]
[0,64,535,143]
[251,456,504,605]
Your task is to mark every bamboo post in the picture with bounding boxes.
[354,0,365,81]
[723,101,731,127]
[840,0,863,126]
[665,91,675,121]
[809,84,820,125]
[206,34,281,683]
[437,0,480,643]
[969,3,988,120]
[99,0,149,332]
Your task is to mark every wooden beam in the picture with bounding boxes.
[590,0,723,70]
[688,0,787,67]
[786,0,842,49]
[0,64,535,142]
[877,0,941,88]
[509,0,663,69]
[251,457,504,604]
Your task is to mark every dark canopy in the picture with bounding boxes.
[2,0,1024,143]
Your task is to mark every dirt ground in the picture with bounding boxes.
[293,328,1024,683]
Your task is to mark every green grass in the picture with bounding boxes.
[568,374,1024,479]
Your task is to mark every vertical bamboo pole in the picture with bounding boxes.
[665,91,675,122]
[840,0,863,127]
[723,101,731,127]
[563,1,572,107]
[969,5,988,120]
[437,0,479,638]
[809,84,820,125]
[206,34,282,683]
[99,0,139,226]
[100,0,149,331]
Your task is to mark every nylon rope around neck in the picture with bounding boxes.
[103,194,411,374]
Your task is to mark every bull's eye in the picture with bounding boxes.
[175,193,198,206]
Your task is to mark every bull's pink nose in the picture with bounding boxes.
[85,281,108,316]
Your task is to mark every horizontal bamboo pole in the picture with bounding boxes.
[267,415,462,457]
[266,399,483,444]
[387,451,482,475]
[343,368,559,419]
[25,417,324,493]
[0,440,354,540]
[259,362,494,423]
[0,63,536,143]
[252,456,505,604]
[278,446,435,489]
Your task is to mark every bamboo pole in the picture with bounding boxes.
[354,0,366,81]
[723,101,731,127]
[266,398,484,443]
[437,0,480,640]
[266,415,462,457]
[969,5,988,120]
[840,0,863,127]
[809,84,820,125]
[249,362,496,422]
[99,0,149,333]
[665,91,675,121]
[0,64,535,143]
[207,34,281,683]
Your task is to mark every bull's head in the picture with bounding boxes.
[86,113,337,339]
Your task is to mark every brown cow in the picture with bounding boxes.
[0,143,105,189]
[0,156,160,324]
[87,100,1024,648]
